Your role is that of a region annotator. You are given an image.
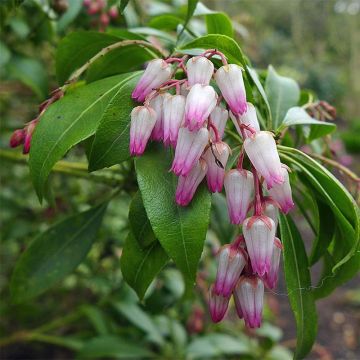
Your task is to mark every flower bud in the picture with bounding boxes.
[132,59,172,102]
[243,215,276,276]
[163,94,186,146]
[214,64,247,115]
[214,244,247,297]
[230,103,260,138]
[233,276,264,328]
[171,127,209,176]
[244,131,284,189]
[129,106,156,156]
[23,120,37,154]
[224,169,254,224]
[108,5,119,18]
[175,159,207,206]
[186,56,214,86]
[209,106,228,140]
[263,238,282,289]
[149,94,166,141]
[100,13,110,27]
[209,285,230,323]
[184,84,217,131]
[268,167,294,213]
[9,129,25,148]
[203,142,230,192]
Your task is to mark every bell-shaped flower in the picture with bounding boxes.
[224,169,254,224]
[149,94,166,141]
[209,285,230,323]
[130,106,156,156]
[230,103,260,138]
[132,59,172,102]
[263,199,279,230]
[262,238,282,289]
[203,141,230,192]
[268,167,295,213]
[171,127,209,176]
[233,276,264,328]
[175,159,207,206]
[242,215,276,276]
[185,84,217,131]
[214,243,247,297]
[163,94,186,146]
[214,64,247,115]
[244,131,284,189]
[186,56,214,86]
[209,106,228,140]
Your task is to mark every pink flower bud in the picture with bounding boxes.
[243,215,276,276]
[175,159,207,206]
[262,238,282,289]
[224,169,254,224]
[203,141,230,192]
[130,106,156,156]
[171,127,209,176]
[233,276,264,328]
[209,285,230,323]
[209,106,228,140]
[83,0,92,7]
[244,131,284,189]
[149,94,166,141]
[87,2,101,15]
[100,13,110,27]
[132,59,172,102]
[108,5,119,19]
[23,120,37,154]
[230,103,260,138]
[214,244,247,297]
[186,56,214,86]
[268,167,294,213]
[214,64,247,115]
[9,129,25,148]
[163,94,186,146]
[184,84,217,131]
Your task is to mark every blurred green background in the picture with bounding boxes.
[1,1,359,359]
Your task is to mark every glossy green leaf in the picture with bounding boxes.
[119,0,130,13]
[88,72,141,171]
[121,232,168,300]
[11,203,108,302]
[148,14,183,30]
[183,0,199,29]
[279,214,317,359]
[30,73,139,201]
[206,12,234,38]
[135,145,211,287]
[78,335,153,358]
[265,65,300,128]
[178,34,247,67]
[278,106,336,140]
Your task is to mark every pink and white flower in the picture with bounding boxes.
[224,169,254,224]
[171,127,209,176]
[149,94,166,141]
[185,84,217,131]
[244,131,284,189]
[263,199,279,230]
[230,103,260,138]
[262,237,283,289]
[233,276,264,328]
[242,215,276,276]
[209,106,228,140]
[186,56,214,86]
[209,285,230,323]
[214,64,247,115]
[129,106,156,156]
[132,59,172,102]
[175,159,207,206]
[203,141,230,192]
[163,94,186,146]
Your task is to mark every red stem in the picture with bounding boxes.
[208,121,220,143]
[202,49,228,65]
[252,167,262,216]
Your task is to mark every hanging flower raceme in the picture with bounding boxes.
[128,49,295,331]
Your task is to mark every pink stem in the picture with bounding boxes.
[202,49,228,66]
[208,121,220,143]
[252,167,262,216]
[236,148,244,169]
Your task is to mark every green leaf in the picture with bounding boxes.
[148,14,183,30]
[82,305,109,335]
[10,203,107,302]
[278,107,336,140]
[183,0,199,29]
[205,12,234,38]
[265,65,300,128]
[56,31,144,84]
[7,56,48,99]
[0,41,11,67]
[279,214,317,359]
[119,0,130,13]
[56,0,82,33]
[135,145,211,287]
[88,72,141,171]
[78,335,153,358]
[29,72,139,201]
[177,34,247,67]
[121,232,168,300]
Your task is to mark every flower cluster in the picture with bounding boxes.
[129,50,295,329]
[83,0,119,30]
